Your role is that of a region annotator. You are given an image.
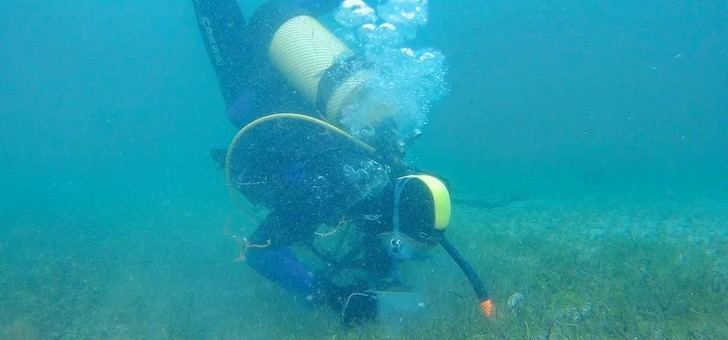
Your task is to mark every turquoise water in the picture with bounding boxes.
[1,1,727,338]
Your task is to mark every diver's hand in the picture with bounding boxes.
[310,275,375,324]
[340,291,378,325]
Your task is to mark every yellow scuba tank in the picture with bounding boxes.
[267,15,375,125]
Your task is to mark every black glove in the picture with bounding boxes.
[340,291,378,326]
[311,275,376,325]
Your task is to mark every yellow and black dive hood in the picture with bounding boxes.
[392,174,451,248]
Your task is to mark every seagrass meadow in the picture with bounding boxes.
[1,1,727,339]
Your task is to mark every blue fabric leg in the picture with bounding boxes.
[246,246,316,298]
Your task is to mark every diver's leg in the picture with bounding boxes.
[192,0,249,108]
[193,0,340,109]
[193,0,322,127]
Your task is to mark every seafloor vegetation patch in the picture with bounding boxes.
[1,197,726,339]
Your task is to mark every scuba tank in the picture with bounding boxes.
[247,1,382,127]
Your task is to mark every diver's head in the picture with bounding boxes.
[379,174,451,261]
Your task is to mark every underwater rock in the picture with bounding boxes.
[572,303,593,322]
[506,292,525,314]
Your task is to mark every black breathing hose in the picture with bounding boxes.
[440,235,494,317]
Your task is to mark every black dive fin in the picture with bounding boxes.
[193,0,249,108]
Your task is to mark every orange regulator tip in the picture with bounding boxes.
[480,299,495,318]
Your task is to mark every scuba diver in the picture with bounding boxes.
[192,0,494,325]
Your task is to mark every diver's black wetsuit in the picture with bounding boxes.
[194,0,412,313]
[193,0,335,128]
[195,1,496,321]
